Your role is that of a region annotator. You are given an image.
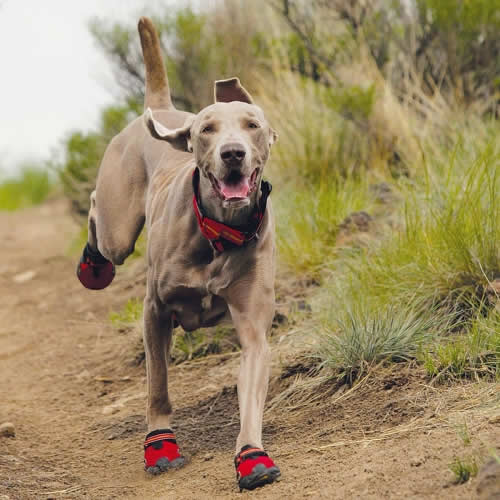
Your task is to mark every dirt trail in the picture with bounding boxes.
[0,200,498,499]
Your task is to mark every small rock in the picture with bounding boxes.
[336,211,374,247]
[410,456,424,467]
[370,182,396,204]
[297,300,312,312]
[0,422,15,438]
[477,457,500,499]
[76,369,90,380]
[489,414,500,425]
[272,312,288,327]
[12,270,36,283]
[102,405,120,416]
[203,453,214,461]
[338,211,373,233]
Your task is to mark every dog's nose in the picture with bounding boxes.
[220,143,246,165]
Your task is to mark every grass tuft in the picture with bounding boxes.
[421,309,500,381]
[172,325,238,363]
[317,301,440,384]
[449,455,479,484]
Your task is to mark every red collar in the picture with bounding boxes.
[192,168,272,252]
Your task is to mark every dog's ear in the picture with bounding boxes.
[144,108,193,152]
[215,77,254,104]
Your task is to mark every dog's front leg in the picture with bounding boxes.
[227,288,281,489]
[143,296,173,431]
[142,296,185,473]
[231,309,272,452]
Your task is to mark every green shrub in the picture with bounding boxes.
[415,0,500,106]
[0,167,52,211]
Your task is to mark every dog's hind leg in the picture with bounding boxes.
[142,296,185,474]
[77,134,147,290]
[93,136,147,265]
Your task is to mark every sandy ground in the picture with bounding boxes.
[0,199,499,499]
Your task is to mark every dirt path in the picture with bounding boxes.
[0,200,498,499]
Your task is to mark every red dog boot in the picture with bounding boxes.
[235,445,281,491]
[76,243,115,290]
[144,429,185,475]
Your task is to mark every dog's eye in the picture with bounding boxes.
[201,124,214,134]
[247,122,260,129]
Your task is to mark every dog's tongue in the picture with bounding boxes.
[220,177,250,199]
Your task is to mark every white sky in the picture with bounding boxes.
[0,0,176,175]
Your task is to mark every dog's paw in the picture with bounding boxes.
[76,243,115,290]
[235,446,281,491]
[145,456,186,475]
[144,429,185,475]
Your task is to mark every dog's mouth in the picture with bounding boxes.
[209,169,259,202]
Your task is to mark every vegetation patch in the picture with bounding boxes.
[449,455,479,484]
[0,167,53,211]
[171,325,238,363]
[109,298,143,329]
[316,302,439,384]
[421,310,500,382]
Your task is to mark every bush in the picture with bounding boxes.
[0,167,52,211]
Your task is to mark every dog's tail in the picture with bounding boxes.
[138,17,173,110]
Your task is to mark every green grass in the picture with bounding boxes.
[449,455,479,484]
[172,325,238,363]
[316,300,441,383]
[275,173,375,275]
[300,122,500,384]
[109,298,143,327]
[339,140,499,313]
[421,309,500,381]
[0,167,52,211]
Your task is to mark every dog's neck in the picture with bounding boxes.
[197,172,260,227]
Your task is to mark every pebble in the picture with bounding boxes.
[488,414,500,425]
[13,270,36,283]
[0,422,15,438]
[102,405,120,416]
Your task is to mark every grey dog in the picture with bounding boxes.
[77,17,280,490]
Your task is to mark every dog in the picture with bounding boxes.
[77,17,280,491]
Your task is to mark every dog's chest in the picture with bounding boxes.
[167,287,229,331]
[151,254,234,331]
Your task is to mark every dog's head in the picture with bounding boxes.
[145,78,277,209]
